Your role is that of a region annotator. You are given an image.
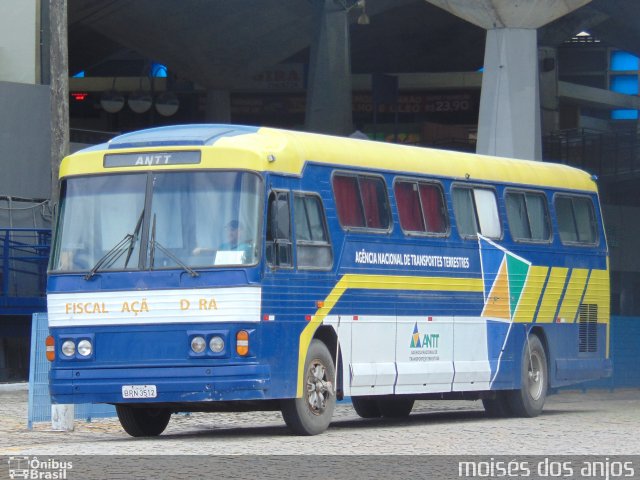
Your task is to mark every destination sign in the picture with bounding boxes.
[104,151,201,168]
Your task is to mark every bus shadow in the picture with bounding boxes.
[105,407,588,442]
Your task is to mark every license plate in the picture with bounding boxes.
[122,384,157,399]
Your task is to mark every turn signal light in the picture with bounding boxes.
[45,336,55,361]
[236,330,249,356]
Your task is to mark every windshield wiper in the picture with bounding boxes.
[123,209,145,268]
[84,209,145,280]
[84,234,133,280]
[149,214,199,277]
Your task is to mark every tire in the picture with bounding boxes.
[377,396,414,418]
[281,339,336,435]
[482,392,512,417]
[352,396,382,418]
[507,334,548,417]
[115,405,171,437]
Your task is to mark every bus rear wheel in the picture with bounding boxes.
[378,396,414,418]
[507,334,548,417]
[281,339,336,435]
[482,393,512,417]
[352,396,382,418]
[115,405,171,437]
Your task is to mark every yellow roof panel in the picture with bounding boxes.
[60,126,597,192]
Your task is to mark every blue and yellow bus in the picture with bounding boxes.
[47,124,611,436]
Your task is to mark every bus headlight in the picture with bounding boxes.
[61,340,76,357]
[77,339,93,357]
[209,336,224,353]
[191,336,206,353]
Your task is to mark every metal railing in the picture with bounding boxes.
[543,128,640,179]
[417,128,640,181]
[0,228,51,300]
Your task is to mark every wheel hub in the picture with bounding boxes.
[527,351,544,400]
[306,360,333,415]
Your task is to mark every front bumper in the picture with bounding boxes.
[50,363,271,404]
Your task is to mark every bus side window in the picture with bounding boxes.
[505,190,551,242]
[452,185,501,239]
[394,179,448,235]
[266,191,292,267]
[554,194,598,245]
[294,193,333,269]
[332,172,391,231]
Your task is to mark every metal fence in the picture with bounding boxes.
[27,313,115,428]
[542,128,640,179]
[0,228,50,305]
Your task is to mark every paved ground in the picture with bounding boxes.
[2,389,640,456]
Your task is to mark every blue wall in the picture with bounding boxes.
[558,316,640,391]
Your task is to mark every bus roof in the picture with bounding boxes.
[62,124,597,193]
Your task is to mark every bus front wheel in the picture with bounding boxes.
[507,334,548,417]
[281,339,336,435]
[115,405,171,437]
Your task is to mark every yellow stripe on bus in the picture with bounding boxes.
[513,266,549,323]
[535,267,569,323]
[557,268,589,323]
[295,274,484,397]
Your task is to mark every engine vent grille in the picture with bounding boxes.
[578,304,598,353]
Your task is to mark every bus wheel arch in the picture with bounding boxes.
[313,325,344,400]
[507,330,548,417]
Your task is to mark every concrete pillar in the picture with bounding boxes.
[425,0,592,160]
[50,0,69,206]
[205,89,231,123]
[305,0,353,136]
[477,28,541,160]
[50,0,73,432]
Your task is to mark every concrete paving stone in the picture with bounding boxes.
[1,389,640,456]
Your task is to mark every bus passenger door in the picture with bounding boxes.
[394,315,455,394]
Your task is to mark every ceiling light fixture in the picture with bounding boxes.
[100,90,125,114]
[128,91,153,114]
[357,0,370,25]
[155,91,180,117]
[100,77,125,113]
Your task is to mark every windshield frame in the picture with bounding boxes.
[49,169,265,275]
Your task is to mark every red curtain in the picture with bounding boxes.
[419,184,446,233]
[394,182,425,231]
[359,177,382,228]
[333,175,365,227]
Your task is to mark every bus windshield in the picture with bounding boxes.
[51,171,263,273]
